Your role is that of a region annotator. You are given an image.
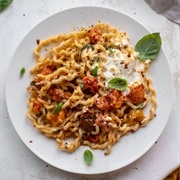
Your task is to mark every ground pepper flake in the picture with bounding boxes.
[127,53,131,57]
[29,140,33,143]
[36,39,40,45]
[124,64,128,69]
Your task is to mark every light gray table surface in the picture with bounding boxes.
[1,0,179,179]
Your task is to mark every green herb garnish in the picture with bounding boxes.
[20,67,25,78]
[108,78,128,90]
[81,137,84,145]
[84,150,93,165]
[0,0,13,12]
[93,56,100,62]
[53,130,60,134]
[135,33,162,61]
[106,46,114,54]
[77,77,84,89]
[30,81,36,86]
[53,102,63,114]
[137,103,143,110]
[92,66,98,77]
[90,56,100,65]
[80,44,94,56]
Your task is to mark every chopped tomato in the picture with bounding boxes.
[34,66,54,83]
[94,95,111,110]
[85,134,99,143]
[88,28,101,44]
[40,66,54,75]
[79,110,95,131]
[33,99,42,115]
[82,76,99,94]
[49,88,71,102]
[64,91,72,99]
[125,84,145,104]
[109,90,124,108]
[58,109,66,123]
[49,89,64,102]
[95,114,111,131]
[47,110,65,125]
[47,114,58,125]
[95,90,123,110]
[128,109,145,125]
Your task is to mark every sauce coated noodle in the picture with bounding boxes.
[27,23,157,155]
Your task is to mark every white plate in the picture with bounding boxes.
[6,6,173,174]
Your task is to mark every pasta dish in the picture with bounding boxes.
[27,23,157,155]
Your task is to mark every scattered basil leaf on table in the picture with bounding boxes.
[84,150,93,165]
[53,102,63,114]
[20,67,25,78]
[92,66,98,77]
[135,33,162,61]
[108,78,128,90]
[0,0,13,12]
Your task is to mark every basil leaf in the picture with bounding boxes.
[53,130,60,134]
[137,103,143,110]
[20,67,25,78]
[0,0,13,12]
[92,66,98,77]
[80,44,94,56]
[90,56,100,65]
[106,46,114,54]
[53,102,63,114]
[108,78,128,90]
[93,56,100,62]
[135,33,162,61]
[84,150,93,165]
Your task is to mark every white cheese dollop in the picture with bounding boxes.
[103,49,148,95]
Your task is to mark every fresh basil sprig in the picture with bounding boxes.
[92,66,98,77]
[108,78,128,90]
[0,0,13,12]
[135,33,162,61]
[53,102,63,114]
[84,150,93,165]
[20,67,25,78]
[80,44,94,56]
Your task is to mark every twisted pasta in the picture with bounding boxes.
[27,23,157,155]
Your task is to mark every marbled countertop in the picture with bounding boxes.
[1,0,179,179]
